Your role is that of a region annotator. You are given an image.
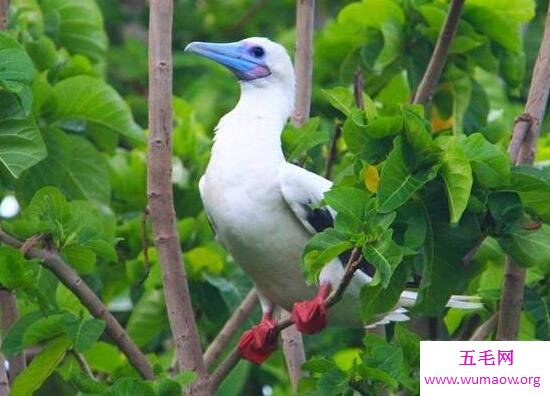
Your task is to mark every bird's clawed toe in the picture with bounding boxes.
[237,315,278,364]
[291,283,331,334]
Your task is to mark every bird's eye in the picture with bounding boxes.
[250,46,265,58]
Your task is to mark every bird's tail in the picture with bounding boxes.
[399,290,483,310]
[366,291,483,328]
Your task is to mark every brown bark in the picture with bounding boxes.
[412,0,465,107]
[0,0,7,30]
[0,230,154,380]
[497,2,550,341]
[281,311,306,391]
[0,289,24,384]
[147,0,208,392]
[203,289,257,369]
[291,0,315,127]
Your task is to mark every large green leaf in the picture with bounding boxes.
[18,130,110,204]
[378,137,439,213]
[281,117,328,161]
[498,225,550,269]
[40,0,108,62]
[303,229,353,284]
[459,133,510,188]
[61,316,105,352]
[414,186,481,315]
[11,336,71,396]
[437,136,473,224]
[0,117,46,177]
[510,166,550,222]
[50,76,144,144]
[126,289,168,348]
[362,230,403,288]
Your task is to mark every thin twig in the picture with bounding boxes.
[203,288,257,369]
[72,350,95,380]
[0,0,7,30]
[470,313,498,341]
[147,0,208,392]
[353,69,365,110]
[209,248,363,391]
[497,2,550,341]
[0,229,154,380]
[291,0,315,127]
[323,124,341,179]
[412,0,465,107]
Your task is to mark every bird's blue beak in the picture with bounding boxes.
[185,41,271,81]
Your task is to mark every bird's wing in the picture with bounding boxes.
[279,163,375,278]
[278,162,335,235]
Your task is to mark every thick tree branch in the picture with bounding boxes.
[291,0,315,127]
[203,288,257,369]
[497,2,550,341]
[147,0,208,391]
[0,230,154,380]
[209,248,363,391]
[412,0,465,107]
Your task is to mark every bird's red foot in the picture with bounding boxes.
[237,314,278,364]
[291,283,332,334]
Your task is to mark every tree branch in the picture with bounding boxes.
[291,0,315,127]
[148,1,208,391]
[203,288,257,369]
[209,248,363,391]
[0,288,24,383]
[412,0,465,107]
[470,313,498,341]
[281,310,306,391]
[0,229,154,380]
[497,2,550,341]
[0,0,7,30]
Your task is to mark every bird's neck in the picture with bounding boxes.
[210,81,294,167]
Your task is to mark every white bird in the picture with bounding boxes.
[185,37,481,364]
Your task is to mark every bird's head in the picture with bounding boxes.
[185,37,294,89]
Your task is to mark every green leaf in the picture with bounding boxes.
[436,136,473,224]
[50,76,144,144]
[488,191,523,234]
[510,166,550,222]
[342,110,368,154]
[463,6,522,52]
[374,20,402,73]
[459,133,510,188]
[2,311,44,357]
[324,186,373,221]
[61,316,105,352]
[394,324,421,366]
[23,313,68,350]
[0,33,35,84]
[378,137,439,213]
[281,117,328,161]
[376,71,411,106]
[40,0,108,62]
[19,130,111,204]
[414,186,481,314]
[360,260,407,322]
[110,378,155,396]
[126,289,168,347]
[11,336,71,396]
[466,0,535,23]
[498,225,550,268]
[303,229,353,284]
[0,117,46,178]
[184,245,224,279]
[363,334,403,380]
[62,244,96,273]
[365,116,403,139]
[0,247,31,290]
[362,230,403,287]
[322,87,355,116]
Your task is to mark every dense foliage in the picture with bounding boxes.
[0,0,549,395]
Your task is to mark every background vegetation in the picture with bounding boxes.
[0,0,549,395]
